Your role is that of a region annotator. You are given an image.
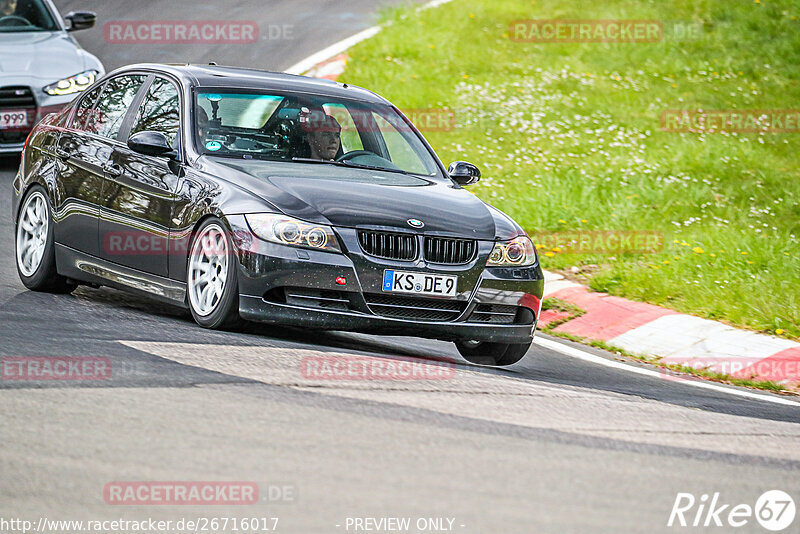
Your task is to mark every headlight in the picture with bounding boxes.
[43,70,98,96]
[487,236,537,267]
[245,214,342,253]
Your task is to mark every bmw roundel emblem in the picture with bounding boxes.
[407,218,425,228]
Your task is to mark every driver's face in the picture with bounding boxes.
[308,130,340,160]
[0,0,17,16]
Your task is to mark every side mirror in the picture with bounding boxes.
[448,161,481,186]
[128,131,178,159]
[65,11,96,32]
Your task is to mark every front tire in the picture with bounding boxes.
[15,186,76,293]
[186,218,244,330]
[455,340,531,366]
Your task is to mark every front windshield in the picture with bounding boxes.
[194,90,442,177]
[0,0,59,32]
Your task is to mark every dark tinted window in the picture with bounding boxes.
[0,0,59,32]
[129,78,180,146]
[93,75,147,140]
[72,85,104,132]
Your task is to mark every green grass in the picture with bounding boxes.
[339,0,800,339]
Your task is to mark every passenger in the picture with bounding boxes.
[0,0,18,16]
[302,111,341,160]
[196,106,209,140]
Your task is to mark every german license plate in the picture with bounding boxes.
[382,270,457,297]
[0,110,28,129]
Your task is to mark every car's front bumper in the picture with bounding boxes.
[239,294,538,343]
[228,215,544,344]
[0,92,74,154]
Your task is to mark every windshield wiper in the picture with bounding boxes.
[291,157,407,174]
[338,160,408,174]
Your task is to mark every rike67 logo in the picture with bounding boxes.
[668,490,796,531]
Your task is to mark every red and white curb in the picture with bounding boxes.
[542,272,800,385]
[284,1,800,396]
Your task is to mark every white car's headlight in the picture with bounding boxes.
[487,236,537,267]
[245,213,342,253]
[43,70,99,96]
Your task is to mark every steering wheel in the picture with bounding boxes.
[0,15,34,27]
[336,150,374,162]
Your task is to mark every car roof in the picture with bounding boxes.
[104,63,391,105]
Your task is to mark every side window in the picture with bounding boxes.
[72,85,104,133]
[323,103,364,153]
[129,78,181,146]
[94,75,147,140]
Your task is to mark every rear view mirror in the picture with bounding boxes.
[448,161,481,186]
[65,11,96,32]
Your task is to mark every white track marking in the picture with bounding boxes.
[535,337,800,407]
[283,0,453,75]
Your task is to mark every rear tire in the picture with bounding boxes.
[15,186,76,294]
[186,218,245,330]
[454,340,531,366]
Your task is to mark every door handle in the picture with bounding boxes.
[104,163,123,178]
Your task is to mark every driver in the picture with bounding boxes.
[302,111,341,160]
[0,0,17,16]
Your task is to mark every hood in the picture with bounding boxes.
[0,32,87,82]
[208,159,498,240]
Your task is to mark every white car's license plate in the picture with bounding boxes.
[382,270,458,297]
[0,110,28,129]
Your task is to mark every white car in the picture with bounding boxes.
[0,0,103,153]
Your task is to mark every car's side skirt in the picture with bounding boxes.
[54,244,188,307]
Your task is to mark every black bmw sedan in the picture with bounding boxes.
[12,63,544,366]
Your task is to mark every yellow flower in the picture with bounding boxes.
[692,247,704,254]
[672,83,677,88]
[469,13,475,18]
[776,329,784,335]
[544,252,555,257]
[429,44,436,49]
[785,252,790,256]
[710,253,716,257]
[673,239,680,244]
[412,74,418,79]
[552,247,561,252]
[663,260,670,265]
[674,256,680,260]
[463,74,469,79]
[558,219,566,224]
[741,251,748,255]
[581,219,588,223]
[746,260,754,264]
[536,244,545,250]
